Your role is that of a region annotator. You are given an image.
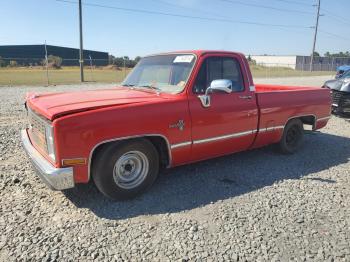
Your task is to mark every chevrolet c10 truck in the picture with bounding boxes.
[21,50,331,200]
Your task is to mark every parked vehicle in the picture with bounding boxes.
[336,65,350,79]
[324,69,350,115]
[21,50,331,200]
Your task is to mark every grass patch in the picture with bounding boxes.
[250,64,334,78]
[0,65,334,86]
[0,67,131,86]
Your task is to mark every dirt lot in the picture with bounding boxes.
[0,76,349,261]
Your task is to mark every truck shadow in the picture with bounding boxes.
[64,131,350,220]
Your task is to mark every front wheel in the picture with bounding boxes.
[92,139,159,200]
[279,119,304,154]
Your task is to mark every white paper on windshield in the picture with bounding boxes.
[173,55,194,63]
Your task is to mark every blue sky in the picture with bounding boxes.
[1,0,349,58]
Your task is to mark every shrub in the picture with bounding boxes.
[42,55,62,69]
[0,57,8,67]
[9,60,18,67]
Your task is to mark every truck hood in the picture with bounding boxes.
[27,86,171,120]
[324,79,350,92]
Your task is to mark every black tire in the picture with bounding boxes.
[279,118,304,154]
[92,139,159,200]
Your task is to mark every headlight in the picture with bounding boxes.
[45,125,56,161]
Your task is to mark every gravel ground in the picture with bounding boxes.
[1,77,350,261]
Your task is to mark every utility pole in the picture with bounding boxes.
[310,0,321,71]
[44,41,49,86]
[79,0,84,81]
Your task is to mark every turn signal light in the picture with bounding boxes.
[62,158,87,166]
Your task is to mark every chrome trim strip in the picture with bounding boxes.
[88,134,172,180]
[317,116,331,122]
[193,130,256,145]
[21,129,74,190]
[170,141,192,149]
[240,56,252,87]
[274,125,285,130]
[258,125,285,133]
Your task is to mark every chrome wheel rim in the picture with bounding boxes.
[113,151,149,189]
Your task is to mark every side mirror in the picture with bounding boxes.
[198,79,232,108]
[206,79,233,95]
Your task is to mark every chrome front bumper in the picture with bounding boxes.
[21,129,74,190]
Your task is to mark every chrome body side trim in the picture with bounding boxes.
[193,130,256,145]
[88,134,172,180]
[170,141,192,149]
[21,129,74,191]
[258,126,285,133]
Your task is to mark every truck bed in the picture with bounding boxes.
[252,83,331,149]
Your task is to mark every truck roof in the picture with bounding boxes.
[148,50,246,58]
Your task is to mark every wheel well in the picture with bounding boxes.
[286,115,316,130]
[145,136,170,168]
[89,136,171,180]
[299,115,316,129]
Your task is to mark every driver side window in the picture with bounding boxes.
[193,56,244,94]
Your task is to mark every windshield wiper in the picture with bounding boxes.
[122,84,135,87]
[139,85,162,92]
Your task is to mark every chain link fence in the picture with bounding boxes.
[0,57,344,86]
[0,57,133,86]
[250,62,336,79]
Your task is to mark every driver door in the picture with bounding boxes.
[188,54,258,161]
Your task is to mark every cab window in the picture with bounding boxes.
[193,57,244,94]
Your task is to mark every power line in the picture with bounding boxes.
[321,8,350,23]
[149,0,226,19]
[219,0,314,15]
[55,0,311,29]
[319,29,350,41]
[320,8,350,25]
[272,0,313,7]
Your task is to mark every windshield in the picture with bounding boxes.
[341,70,350,79]
[122,54,196,94]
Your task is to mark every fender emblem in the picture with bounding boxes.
[169,120,185,131]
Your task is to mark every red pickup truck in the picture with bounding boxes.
[22,50,331,200]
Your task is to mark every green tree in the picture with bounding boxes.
[323,51,350,58]
[0,57,7,67]
[108,54,116,65]
[135,56,142,63]
[43,55,62,69]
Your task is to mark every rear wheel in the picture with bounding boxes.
[92,139,159,200]
[279,119,304,154]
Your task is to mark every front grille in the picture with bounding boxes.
[331,90,350,113]
[331,90,342,105]
[28,109,48,154]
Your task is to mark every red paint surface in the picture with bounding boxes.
[25,50,332,184]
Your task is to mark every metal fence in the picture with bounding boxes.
[250,62,337,79]
[0,58,343,86]
[0,57,133,86]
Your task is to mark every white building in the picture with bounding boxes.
[249,55,297,69]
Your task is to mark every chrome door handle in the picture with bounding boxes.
[239,95,252,100]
